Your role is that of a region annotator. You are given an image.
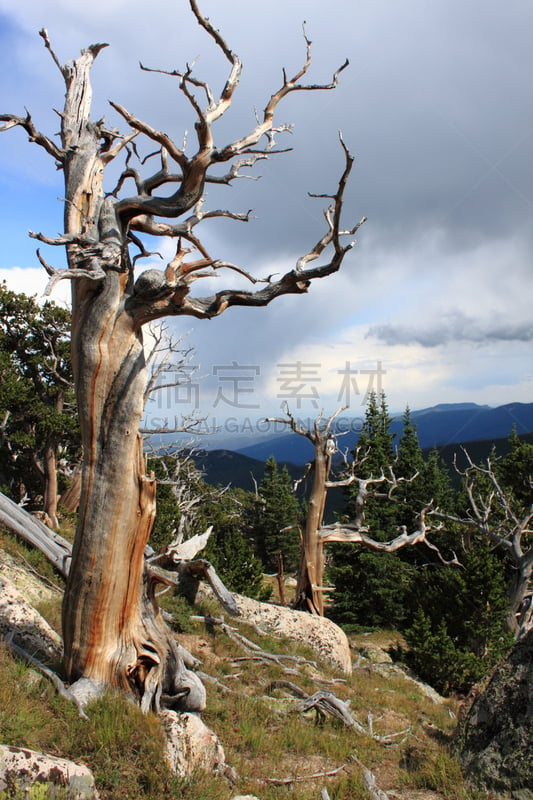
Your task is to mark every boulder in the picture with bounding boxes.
[159,710,226,778]
[0,745,99,798]
[0,549,60,606]
[353,647,445,705]
[0,574,62,659]
[454,629,533,793]
[234,594,352,674]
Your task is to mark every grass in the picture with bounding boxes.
[0,531,506,800]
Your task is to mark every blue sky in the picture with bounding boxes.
[0,0,532,434]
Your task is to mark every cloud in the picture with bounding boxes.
[0,267,70,306]
[1,0,532,418]
[367,311,533,348]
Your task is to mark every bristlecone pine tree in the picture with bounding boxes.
[0,2,363,708]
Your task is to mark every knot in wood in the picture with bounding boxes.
[133,269,172,300]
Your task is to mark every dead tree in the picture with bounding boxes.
[267,407,457,615]
[434,450,533,639]
[0,2,363,708]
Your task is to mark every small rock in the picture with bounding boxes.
[358,645,393,664]
[231,796,262,800]
[160,709,226,778]
[0,745,99,798]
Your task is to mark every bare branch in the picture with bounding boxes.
[109,101,188,169]
[36,249,105,296]
[320,505,460,566]
[0,112,64,163]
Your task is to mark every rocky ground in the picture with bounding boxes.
[0,542,530,799]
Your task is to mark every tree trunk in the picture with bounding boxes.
[55,48,178,706]
[506,559,533,639]
[43,432,59,530]
[2,11,358,705]
[294,446,331,615]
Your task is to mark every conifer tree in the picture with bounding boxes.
[498,426,533,507]
[200,487,266,599]
[330,392,411,628]
[394,406,425,527]
[403,540,513,694]
[0,284,78,526]
[251,455,301,572]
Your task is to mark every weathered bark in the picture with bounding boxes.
[0,491,72,577]
[296,436,331,615]
[42,432,59,529]
[58,465,81,513]
[266,408,340,614]
[1,3,359,706]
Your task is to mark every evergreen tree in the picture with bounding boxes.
[0,283,78,524]
[148,454,266,599]
[201,488,267,599]
[330,393,411,629]
[250,455,301,572]
[394,406,425,528]
[356,391,395,476]
[419,447,455,511]
[396,406,424,479]
[330,398,458,630]
[403,540,513,694]
[498,426,533,507]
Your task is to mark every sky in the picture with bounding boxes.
[0,0,532,441]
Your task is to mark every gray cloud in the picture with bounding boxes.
[1,0,532,411]
[367,311,533,348]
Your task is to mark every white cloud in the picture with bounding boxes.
[0,267,71,306]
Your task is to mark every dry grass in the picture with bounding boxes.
[0,532,506,800]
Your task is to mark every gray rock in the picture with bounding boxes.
[231,796,262,799]
[0,574,62,660]
[0,745,99,798]
[159,709,226,778]
[68,677,106,709]
[234,594,352,674]
[454,628,533,792]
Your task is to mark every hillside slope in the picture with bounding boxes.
[0,529,501,800]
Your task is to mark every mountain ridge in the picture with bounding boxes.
[232,401,533,464]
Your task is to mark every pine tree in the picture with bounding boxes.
[498,426,533,507]
[251,455,301,572]
[201,488,267,599]
[330,393,412,628]
[403,540,513,694]
[394,406,425,528]
[0,283,78,526]
[356,391,395,476]
[148,455,266,599]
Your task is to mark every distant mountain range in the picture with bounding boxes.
[189,402,533,498]
[233,402,533,464]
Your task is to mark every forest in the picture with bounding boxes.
[1,282,532,698]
